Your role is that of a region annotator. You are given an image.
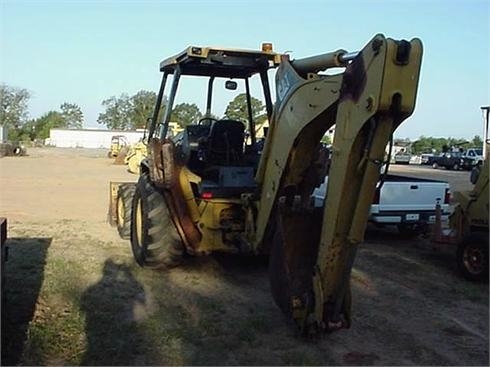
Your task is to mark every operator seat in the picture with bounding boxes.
[206,119,245,165]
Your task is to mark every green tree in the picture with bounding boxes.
[8,119,37,142]
[170,103,202,127]
[321,134,332,145]
[60,102,84,129]
[0,84,31,128]
[34,111,66,139]
[224,93,266,123]
[411,136,434,154]
[97,94,132,130]
[130,90,159,129]
[471,135,483,147]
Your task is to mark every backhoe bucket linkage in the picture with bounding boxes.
[266,34,423,335]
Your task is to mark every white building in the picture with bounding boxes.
[47,129,145,148]
[0,125,8,142]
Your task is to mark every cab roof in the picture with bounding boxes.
[159,46,283,78]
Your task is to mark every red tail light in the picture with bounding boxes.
[372,187,380,204]
[444,188,451,204]
[201,192,213,199]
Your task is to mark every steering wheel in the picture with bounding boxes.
[198,117,218,126]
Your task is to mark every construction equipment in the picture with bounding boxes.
[433,106,489,281]
[108,135,129,159]
[124,141,148,174]
[109,35,423,334]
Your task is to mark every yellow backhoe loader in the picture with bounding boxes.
[109,35,423,334]
[108,135,129,160]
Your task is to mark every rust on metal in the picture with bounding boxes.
[339,52,366,103]
[148,138,165,187]
[156,140,202,253]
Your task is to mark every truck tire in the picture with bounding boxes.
[456,233,489,281]
[452,163,460,171]
[470,165,481,184]
[116,183,136,239]
[432,162,439,169]
[130,174,184,268]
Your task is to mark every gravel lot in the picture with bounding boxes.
[1,148,488,366]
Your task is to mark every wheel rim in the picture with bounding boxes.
[117,195,125,227]
[463,245,485,275]
[135,197,144,249]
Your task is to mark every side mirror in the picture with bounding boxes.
[225,80,238,90]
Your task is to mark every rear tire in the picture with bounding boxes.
[456,233,489,281]
[116,184,136,239]
[130,174,184,268]
[432,162,439,169]
[452,163,460,171]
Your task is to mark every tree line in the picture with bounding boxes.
[397,136,483,155]
[96,90,267,130]
[0,84,267,142]
[0,83,483,151]
[1,85,83,141]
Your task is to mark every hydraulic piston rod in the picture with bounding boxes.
[291,50,359,74]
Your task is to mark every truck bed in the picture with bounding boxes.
[312,174,450,228]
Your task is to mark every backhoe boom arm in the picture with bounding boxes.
[256,34,423,334]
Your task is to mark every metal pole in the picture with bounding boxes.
[160,67,181,140]
[206,77,215,117]
[148,72,168,141]
[481,106,490,159]
[245,78,256,146]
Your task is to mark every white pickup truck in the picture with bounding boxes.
[312,174,451,235]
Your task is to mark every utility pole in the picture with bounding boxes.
[481,106,489,159]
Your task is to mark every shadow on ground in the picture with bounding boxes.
[80,259,160,365]
[1,237,51,366]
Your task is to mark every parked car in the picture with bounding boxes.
[393,150,411,164]
[421,153,435,165]
[463,148,484,166]
[432,149,483,170]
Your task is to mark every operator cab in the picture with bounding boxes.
[146,45,282,198]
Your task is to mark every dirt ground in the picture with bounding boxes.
[1,148,488,366]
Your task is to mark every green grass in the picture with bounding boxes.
[3,219,489,366]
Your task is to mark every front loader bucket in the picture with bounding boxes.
[108,181,130,226]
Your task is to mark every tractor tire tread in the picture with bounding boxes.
[130,174,184,269]
[116,183,136,239]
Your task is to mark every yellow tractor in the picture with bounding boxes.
[124,140,148,174]
[109,35,423,334]
[433,106,489,280]
[108,135,129,159]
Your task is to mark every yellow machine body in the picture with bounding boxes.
[113,37,423,333]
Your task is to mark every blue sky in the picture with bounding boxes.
[1,0,489,139]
